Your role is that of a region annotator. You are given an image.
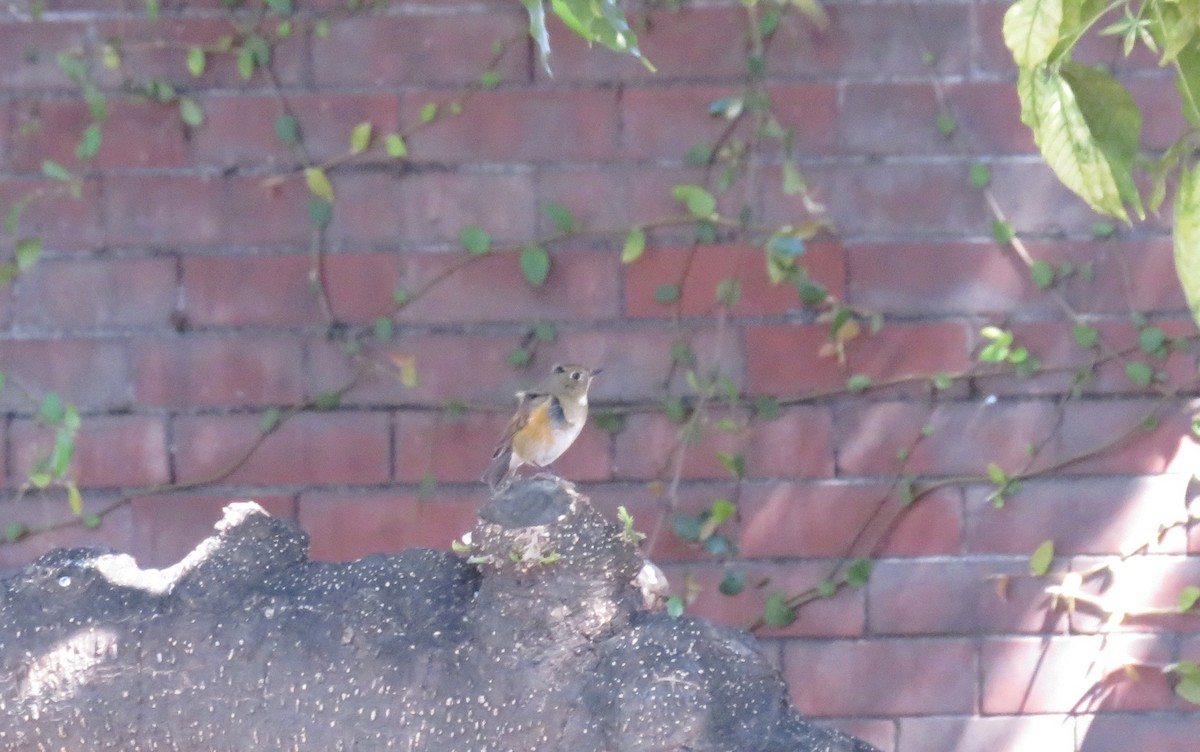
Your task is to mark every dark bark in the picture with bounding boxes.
[0,476,877,752]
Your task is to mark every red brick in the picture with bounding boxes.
[129,493,295,569]
[1077,713,1200,752]
[745,324,849,395]
[394,248,620,323]
[13,257,176,330]
[300,490,481,561]
[739,481,961,559]
[0,178,105,250]
[612,407,833,481]
[622,84,837,160]
[834,400,1060,476]
[625,242,844,318]
[1029,399,1200,476]
[989,160,1150,237]
[135,336,304,407]
[1132,75,1190,151]
[216,175,311,247]
[0,338,131,411]
[103,174,223,246]
[0,494,134,574]
[174,411,391,486]
[868,559,1055,637]
[964,476,1190,556]
[783,638,977,716]
[534,167,633,232]
[11,414,168,489]
[0,21,89,90]
[183,253,320,328]
[772,5,971,78]
[312,13,527,87]
[844,323,971,387]
[10,100,187,171]
[784,163,990,239]
[394,410,610,485]
[662,560,866,638]
[897,715,1076,752]
[95,18,307,89]
[840,82,1031,156]
[981,635,1174,713]
[405,89,618,163]
[329,171,536,247]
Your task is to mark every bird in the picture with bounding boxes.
[482,363,601,490]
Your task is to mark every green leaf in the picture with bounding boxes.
[178,97,204,127]
[506,348,531,367]
[267,0,292,13]
[543,203,575,233]
[237,46,255,79]
[762,592,796,627]
[1003,0,1062,67]
[315,19,330,37]
[519,245,550,287]
[5,200,27,235]
[1073,324,1099,348]
[274,115,299,145]
[665,596,684,618]
[418,472,438,497]
[1178,585,1200,612]
[39,392,64,424]
[709,499,736,527]
[754,395,782,421]
[671,184,717,218]
[654,284,680,304]
[970,162,991,188]
[1029,538,1055,575]
[621,227,646,263]
[592,412,624,434]
[844,557,873,587]
[309,198,333,228]
[50,427,75,476]
[305,167,334,202]
[1139,326,1166,355]
[899,475,916,506]
[419,103,439,123]
[187,46,206,77]
[936,113,957,137]
[992,219,1015,244]
[385,133,408,158]
[533,322,557,342]
[986,462,1008,485]
[671,341,696,367]
[42,160,73,182]
[374,316,395,340]
[67,483,83,516]
[846,374,872,393]
[75,123,102,161]
[1177,676,1200,705]
[459,225,491,255]
[663,397,686,423]
[1124,360,1153,387]
[715,278,741,308]
[1030,259,1054,289]
[350,121,372,154]
[817,579,837,598]
[259,407,283,433]
[715,452,745,479]
[480,69,502,88]
[392,287,410,306]
[314,390,341,409]
[15,237,42,271]
[1092,220,1115,238]
[933,372,953,390]
[718,569,745,596]
[1175,163,1200,329]
[83,514,101,529]
[1017,64,1137,223]
[782,160,806,195]
[4,521,27,543]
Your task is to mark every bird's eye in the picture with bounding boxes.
[553,364,565,374]
[571,371,581,380]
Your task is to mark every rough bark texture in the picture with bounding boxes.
[0,476,877,752]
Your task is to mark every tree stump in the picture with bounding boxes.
[0,476,877,752]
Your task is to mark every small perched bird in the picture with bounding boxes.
[482,363,601,490]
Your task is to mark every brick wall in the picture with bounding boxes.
[1,1,1197,750]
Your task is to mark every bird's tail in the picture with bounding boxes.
[482,446,514,491]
